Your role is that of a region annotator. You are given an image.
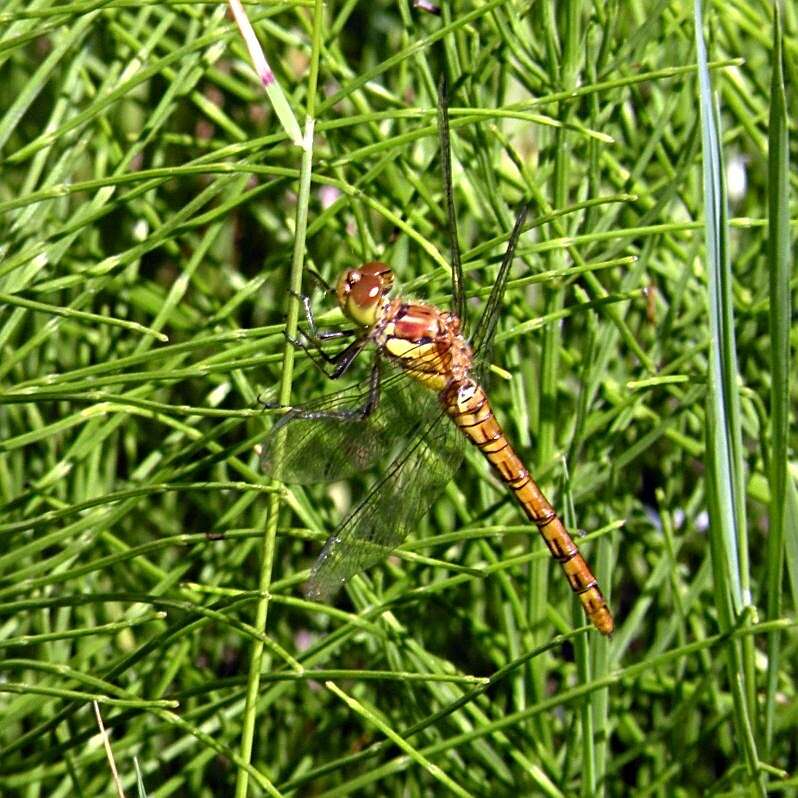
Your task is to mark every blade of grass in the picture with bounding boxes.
[325,680,472,798]
[694,1,762,793]
[228,0,303,149]
[763,1,792,758]
[233,1,323,796]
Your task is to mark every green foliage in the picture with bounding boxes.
[0,1,795,795]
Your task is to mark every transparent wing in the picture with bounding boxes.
[305,408,465,600]
[437,73,465,324]
[260,366,443,484]
[471,204,529,355]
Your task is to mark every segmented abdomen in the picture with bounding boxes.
[442,379,614,636]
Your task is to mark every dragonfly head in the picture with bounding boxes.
[336,261,394,328]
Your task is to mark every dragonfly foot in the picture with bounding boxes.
[257,391,285,409]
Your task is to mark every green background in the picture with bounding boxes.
[0,1,795,795]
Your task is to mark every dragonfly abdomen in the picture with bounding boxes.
[442,379,614,636]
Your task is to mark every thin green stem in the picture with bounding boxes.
[233,1,324,796]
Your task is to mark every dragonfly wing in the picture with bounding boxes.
[471,204,528,355]
[437,73,465,324]
[260,368,441,484]
[305,408,465,600]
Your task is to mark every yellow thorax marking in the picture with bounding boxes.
[384,336,447,391]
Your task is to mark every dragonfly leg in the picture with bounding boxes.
[281,354,382,425]
[289,289,353,343]
[304,268,334,294]
[284,329,368,378]
[292,289,322,337]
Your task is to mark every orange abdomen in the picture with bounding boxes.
[442,380,614,636]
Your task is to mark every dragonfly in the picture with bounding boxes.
[261,79,614,636]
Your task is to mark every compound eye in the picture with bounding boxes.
[335,262,394,327]
[348,273,382,310]
[359,262,395,290]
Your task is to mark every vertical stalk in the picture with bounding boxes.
[694,1,762,793]
[764,2,790,757]
[234,1,324,795]
[525,0,562,751]
[529,0,580,762]
[534,3,574,610]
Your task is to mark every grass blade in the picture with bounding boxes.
[763,1,793,757]
[694,1,762,793]
[228,0,304,148]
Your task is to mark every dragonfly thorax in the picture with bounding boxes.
[336,261,395,329]
[379,302,473,393]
